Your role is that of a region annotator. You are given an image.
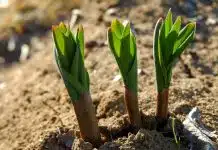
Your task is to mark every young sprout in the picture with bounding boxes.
[108,19,142,128]
[52,23,101,146]
[153,10,196,121]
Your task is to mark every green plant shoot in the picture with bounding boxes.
[52,23,89,101]
[52,23,100,146]
[153,9,196,120]
[108,19,142,127]
[108,19,137,93]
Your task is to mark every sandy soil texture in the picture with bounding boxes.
[0,0,217,149]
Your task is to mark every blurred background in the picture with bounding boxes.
[0,0,81,65]
[0,0,217,67]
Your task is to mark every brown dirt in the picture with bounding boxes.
[0,0,217,150]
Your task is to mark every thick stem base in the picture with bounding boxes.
[124,87,142,128]
[72,92,101,147]
[156,88,169,120]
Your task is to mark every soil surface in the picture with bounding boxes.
[0,0,217,150]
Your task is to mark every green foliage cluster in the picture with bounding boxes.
[52,9,196,125]
[108,19,137,93]
[53,23,89,100]
[52,9,196,103]
[153,10,196,92]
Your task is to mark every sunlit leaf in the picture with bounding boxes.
[111,19,124,39]
[122,21,131,38]
[52,23,90,101]
[153,9,196,92]
[172,30,195,61]
[165,9,173,36]
[153,18,164,92]
[76,25,84,59]
[171,16,181,34]
[173,22,195,53]
[108,19,137,92]
[165,30,177,63]
[53,26,66,56]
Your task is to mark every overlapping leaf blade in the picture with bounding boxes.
[76,25,85,59]
[108,28,123,74]
[165,30,177,63]
[165,9,173,36]
[125,32,137,93]
[171,16,181,34]
[153,9,196,92]
[108,19,137,92]
[159,23,166,65]
[54,47,79,100]
[111,19,124,39]
[64,28,77,66]
[52,23,89,101]
[173,23,195,53]
[153,18,164,92]
[120,32,133,76]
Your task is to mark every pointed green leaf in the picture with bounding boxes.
[76,25,85,59]
[108,28,123,76]
[129,31,136,57]
[78,49,86,90]
[64,28,77,67]
[62,68,85,94]
[171,16,181,34]
[111,19,124,39]
[52,26,70,70]
[159,23,167,64]
[54,48,78,100]
[70,46,79,80]
[108,20,138,92]
[108,28,121,57]
[58,22,67,33]
[172,30,195,62]
[120,33,132,77]
[165,30,178,63]
[125,31,137,91]
[53,27,66,56]
[164,16,181,61]
[53,23,91,101]
[173,22,196,52]
[165,9,173,36]
[153,10,196,91]
[122,21,131,37]
[75,26,86,88]
[153,18,165,92]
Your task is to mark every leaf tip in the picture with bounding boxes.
[59,22,66,28]
[177,16,182,21]
[189,22,196,30]
[168,8,172,15]
[111,19,118,27]
[112,18,119,23]
[156,18,163,27]
[123,20,130,27]
[193,22,197,28]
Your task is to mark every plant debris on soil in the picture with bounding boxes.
[0,0,217,150]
